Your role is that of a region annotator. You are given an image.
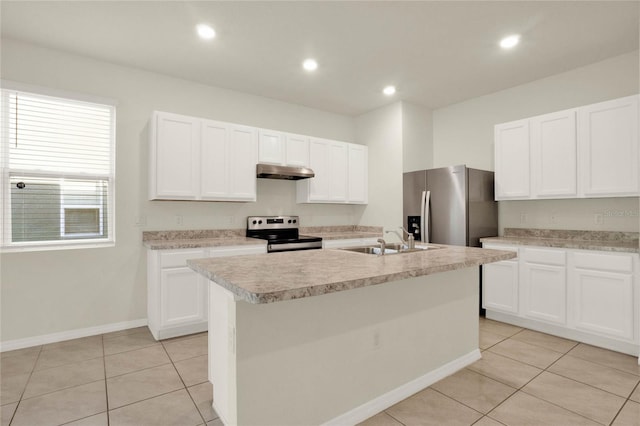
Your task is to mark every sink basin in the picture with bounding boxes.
[339,243,441,255]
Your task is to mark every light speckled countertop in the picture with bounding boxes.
[142,225,383,249]
[188,245,516,304]
[481,228,639,253]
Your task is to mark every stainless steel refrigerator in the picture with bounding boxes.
[403,165,498,247]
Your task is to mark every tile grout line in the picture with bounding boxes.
[160,340,208,425]
[102,333,110,426]
[8,344,44,426]
[608,380,640,426]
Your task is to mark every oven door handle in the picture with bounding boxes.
[268,241,323,252]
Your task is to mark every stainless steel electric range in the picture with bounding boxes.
[246,216,322,253]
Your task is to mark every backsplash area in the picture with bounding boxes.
[499,197,639,234]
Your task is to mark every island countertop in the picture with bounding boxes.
[187,245,516,304]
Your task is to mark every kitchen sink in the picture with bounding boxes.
[339,243,442,255]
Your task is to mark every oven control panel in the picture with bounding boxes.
[247,216,299,230]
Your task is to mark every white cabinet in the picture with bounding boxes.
[531,109,577,198]
[569,251,635,340]
[148,248,208,340]
[483,241,639,356]
[258,130,310,167]
[494,94,639,201]
[147,244,266,340]
[578,95,639,197]
[494,120,530,200]
[520,247,567,325]
[297,139,368,204]
[149,112,257,202]
[150,112,200,200]
[348,143,368,204]
[482,244,519,314]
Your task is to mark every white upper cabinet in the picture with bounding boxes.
[494,94,639,200]
[578,95,639,197]
[495,120,530,200]
[285,133,310,167]
[531,109,577,198]
[150,112,200,200]
[297,138,368,204]
[257,129,284,165]
[258,130,310,167]
[347,143,368,204]
[149,112,257,202]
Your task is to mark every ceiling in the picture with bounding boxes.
[1,1,638,116]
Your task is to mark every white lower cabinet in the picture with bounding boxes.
[147,244,266,340]
[483,242,639,356]
[482,245,519,314]
[570,251,635,340]
[520,248,567,325]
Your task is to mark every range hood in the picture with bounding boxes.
[256,163,315,180]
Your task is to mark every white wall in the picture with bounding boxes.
[432,51,640,233]
[355,102,403,230]
[0,39,357,343]
[402,102,433,172]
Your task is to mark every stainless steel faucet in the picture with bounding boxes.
[385,227,416,249]
[377,238,386,255]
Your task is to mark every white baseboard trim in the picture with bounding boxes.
[0,318,148,352]
[323,348,482,426]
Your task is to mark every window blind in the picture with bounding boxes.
[1,88,115,250]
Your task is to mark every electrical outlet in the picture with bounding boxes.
[550,213,558,224]
[520,213,528,224]
[175,215,183,225]
[594,213,604,225]
[134,215,147,227]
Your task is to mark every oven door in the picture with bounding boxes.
[268,240,323,252]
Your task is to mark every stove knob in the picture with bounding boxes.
[258,220,263,224]
[293,219,297,224]
[288,219,292,224]
[252,220,257,225]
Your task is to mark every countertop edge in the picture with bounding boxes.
[480,237,640,254]
[188,249,516,304]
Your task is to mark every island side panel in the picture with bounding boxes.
[234,267,479,426]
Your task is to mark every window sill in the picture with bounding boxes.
[0,239,115,253]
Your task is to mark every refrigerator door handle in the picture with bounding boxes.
[421,190,430,243]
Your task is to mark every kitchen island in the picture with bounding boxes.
[188,245,515,425]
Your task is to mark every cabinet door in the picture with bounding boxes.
[572,268,634,340]
[347,144,368,204]
[521,262,566,325]
[483,260,519,314]
[329,141,348,202]
[228,125,257,201]
[531,110,577,198]
[494,120,530,200]
[307,138,331,201]
[201,120,229,199]
[160,266,207,328]
[579,95,639,197]
[285,133,310,167]
[152,112,200,199]
[258,129,285,165]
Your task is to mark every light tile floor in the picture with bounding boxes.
[0,327,220,426]
[1,319,639,425]
[361,317,640,426]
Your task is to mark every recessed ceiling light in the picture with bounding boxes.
[196,24,216,40]
[302,59,318,71]
[500,34,520,49]
[383,86,396,96]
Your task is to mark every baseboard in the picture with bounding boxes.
[322,348,482,426]
[0,318,148,352]
[486,311,640,357]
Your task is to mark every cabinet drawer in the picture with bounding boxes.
[573,252,633,273]
[522,248,565,265]
[160,249,207,268]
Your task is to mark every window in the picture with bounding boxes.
[1,85,115,251]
